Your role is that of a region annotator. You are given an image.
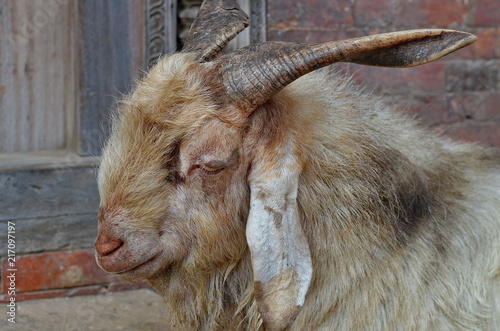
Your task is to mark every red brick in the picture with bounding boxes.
[446,28,500,60]
[404,94,462,126]
[482,93,500,120]
[421,0,467,27]
[1,249,118,293]
[435,122,500,147]
[352,0,466,30]
[352,0,404,32]
[345,62,446,94]
[447,92,500,122]
[467,0,500,27]
[267,0,353,29]
[445,61,499,93]
[473,28,500,59]
[267,27,365,44]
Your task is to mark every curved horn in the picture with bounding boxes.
[182,0,249,62]
[216,29,477,113]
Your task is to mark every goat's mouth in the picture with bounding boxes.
[115,252,162,275]
[97,248,165,282]
[111,251,168,283]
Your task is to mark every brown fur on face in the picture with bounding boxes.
[98,54,260,328]
[97,52,500,330]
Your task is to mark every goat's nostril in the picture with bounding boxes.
[95,234,124,256]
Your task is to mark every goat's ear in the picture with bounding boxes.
[182,0,249,62]
[246,152,312,331]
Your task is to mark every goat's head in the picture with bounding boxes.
[95,1,476,329]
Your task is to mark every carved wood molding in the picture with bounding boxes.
[145,0,266,68]
[145,0,177,68]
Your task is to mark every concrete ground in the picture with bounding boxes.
[2,289,172,331]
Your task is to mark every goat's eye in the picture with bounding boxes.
[199,164,224,174]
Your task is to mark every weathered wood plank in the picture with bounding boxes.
[0,166,99,222]
[0,1,147,262]
[0,214,97,258]
[78,0,146,156]
[0,150,97,172]
[0,0,77,153]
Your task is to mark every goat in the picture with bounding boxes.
[95,1,500,330]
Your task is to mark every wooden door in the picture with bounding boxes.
[0,0,147,259]
[0,0,266,281]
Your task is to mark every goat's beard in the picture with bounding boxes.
[147,250,263,331]
[146,185,257,329]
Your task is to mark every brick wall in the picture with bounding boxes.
[267,0,500,147]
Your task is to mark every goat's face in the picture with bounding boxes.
[96,55,252,282]
[95,1,476,327]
